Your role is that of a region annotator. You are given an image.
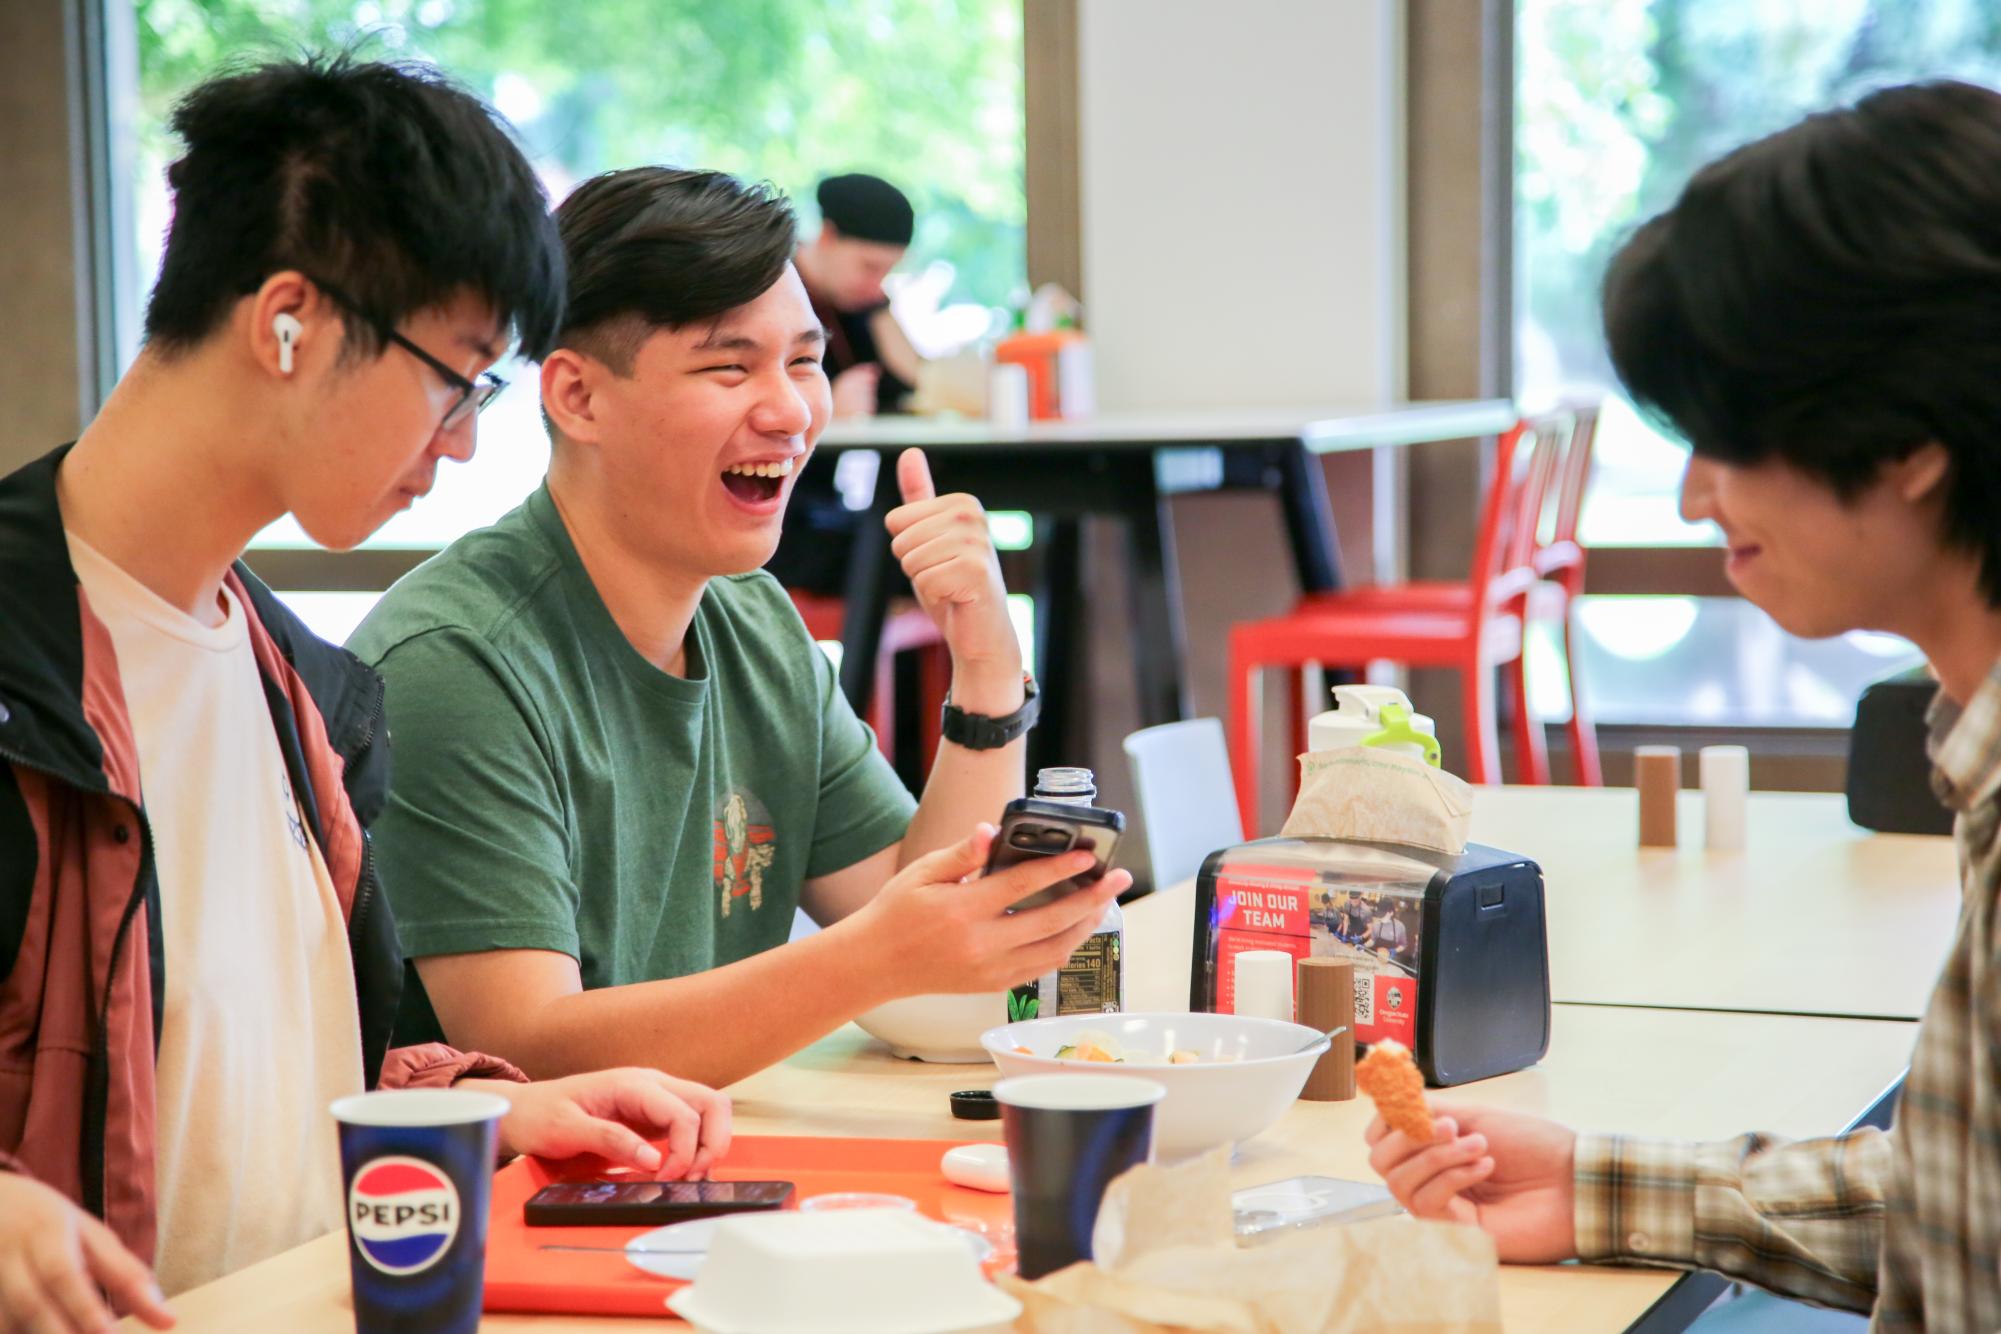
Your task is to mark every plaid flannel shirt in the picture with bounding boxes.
[1573,658,2001,1329]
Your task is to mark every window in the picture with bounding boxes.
[126,0,1026,633]
[1513,0,2001,724]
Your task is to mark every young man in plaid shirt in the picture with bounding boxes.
[1367,80,2001,1329]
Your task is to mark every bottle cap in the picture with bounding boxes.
[949,1089,1001,1120]
[1034,766,1097,805]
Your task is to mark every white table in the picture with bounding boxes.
[813,401,1516,733]
[818,402,1518,454]
[1469,787,1961,1020]
[1154,788,1959,1021]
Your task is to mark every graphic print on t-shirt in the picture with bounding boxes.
[713,789,777,919]
[280,773,309,851]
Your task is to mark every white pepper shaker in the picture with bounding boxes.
[1701,745,1750,851]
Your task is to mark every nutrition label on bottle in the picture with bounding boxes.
[1057,931,1122,1014]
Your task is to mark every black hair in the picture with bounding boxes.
[816,173,914,247]
[553,166,799,372]
[144,53,564,360]
[1603,78,2001,605]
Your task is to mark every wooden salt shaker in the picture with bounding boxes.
[1296,958,1356,1101]
[1636,745,1682,847]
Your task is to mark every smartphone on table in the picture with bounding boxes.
[524,1179,794,1227]
[986,797,1124,912]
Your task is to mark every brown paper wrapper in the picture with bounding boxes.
[999,1150,1502,1333]
[1281,749,1473,855]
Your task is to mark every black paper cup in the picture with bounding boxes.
[994,1074,1166,1280]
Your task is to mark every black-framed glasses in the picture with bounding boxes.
[310,279,508,429]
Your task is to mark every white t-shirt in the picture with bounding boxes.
[66,533,366,1296]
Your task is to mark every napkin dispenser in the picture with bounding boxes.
[1190,837,1550,1086]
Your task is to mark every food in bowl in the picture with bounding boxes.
[1049,1030,1207,1065]
[982,1012,1324,1159]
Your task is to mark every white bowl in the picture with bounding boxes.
[664,1209,1020,1334]
[981,1012,1324,1159]
[854,992,1012,1063]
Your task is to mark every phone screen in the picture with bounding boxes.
[531,1181,792,1208]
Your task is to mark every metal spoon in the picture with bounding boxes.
[1295,1023,1349,1056]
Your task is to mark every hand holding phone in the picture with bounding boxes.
[524,1179,794,1227]
[986,798,1124,912]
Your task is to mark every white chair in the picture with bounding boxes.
[1122,718,1247,890]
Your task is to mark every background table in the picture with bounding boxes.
[1152,788,1958,1021]
[1469,787,1959,1020]
[816,401,1514,763]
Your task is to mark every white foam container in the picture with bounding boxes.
[664,1209,1020,1334]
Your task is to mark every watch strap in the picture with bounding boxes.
[940,674,1040,750]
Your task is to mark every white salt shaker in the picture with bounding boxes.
[1233,949,1296,1021]
[987,363,1031,429]
[1700,745,1749,851]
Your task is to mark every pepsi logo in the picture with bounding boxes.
[348,1156,459,1275]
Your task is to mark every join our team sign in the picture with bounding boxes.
[348,1155,461,1275]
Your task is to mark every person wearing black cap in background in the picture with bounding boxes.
[795,172,925,417]
[768,173,927,595]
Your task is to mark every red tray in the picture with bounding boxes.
[483,1135,1016,1317]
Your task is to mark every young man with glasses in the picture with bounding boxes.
[347,166,1127,1089]
[1367,80,2001,1328]
[0,58,730,1332]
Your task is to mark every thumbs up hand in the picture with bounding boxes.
[882,448,1025,717]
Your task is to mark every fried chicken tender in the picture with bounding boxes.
[1356,1039,1433,1143]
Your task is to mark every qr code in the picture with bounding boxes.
[1353,973,1373,1026]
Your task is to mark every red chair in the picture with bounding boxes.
[1530,404,1603,786]
[1310,404,1604,788]
[790,592,950,771]
[1227,413,1579,834]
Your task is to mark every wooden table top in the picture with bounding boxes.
[1465,787,1960,1021]
[135,841,1918,1334]
[1156,787,1961,1021]
[128,1006,1911,1332]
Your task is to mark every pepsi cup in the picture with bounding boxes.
[330,1089,510,1334]
[993,1074,1164,1280]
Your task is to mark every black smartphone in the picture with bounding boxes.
[987,797,1124,912]
[523,1179,794,1227]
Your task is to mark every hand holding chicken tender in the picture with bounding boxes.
[1356,1039,1433,1144]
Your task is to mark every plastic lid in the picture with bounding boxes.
[1034,766,1096,798]
[949,1089,1000,1120]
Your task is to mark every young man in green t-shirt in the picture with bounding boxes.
[349,167,1126,1088]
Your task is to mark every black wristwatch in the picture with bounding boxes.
[940,674,1040,750]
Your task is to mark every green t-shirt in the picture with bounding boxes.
[347,483,916,1044]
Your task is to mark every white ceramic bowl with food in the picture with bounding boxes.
[980,1012,1327,1159]
[854,992,1013,1063]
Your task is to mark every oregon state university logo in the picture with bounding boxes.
[348,1156,459,1275]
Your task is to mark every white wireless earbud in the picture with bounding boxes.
[273,312,302,375]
